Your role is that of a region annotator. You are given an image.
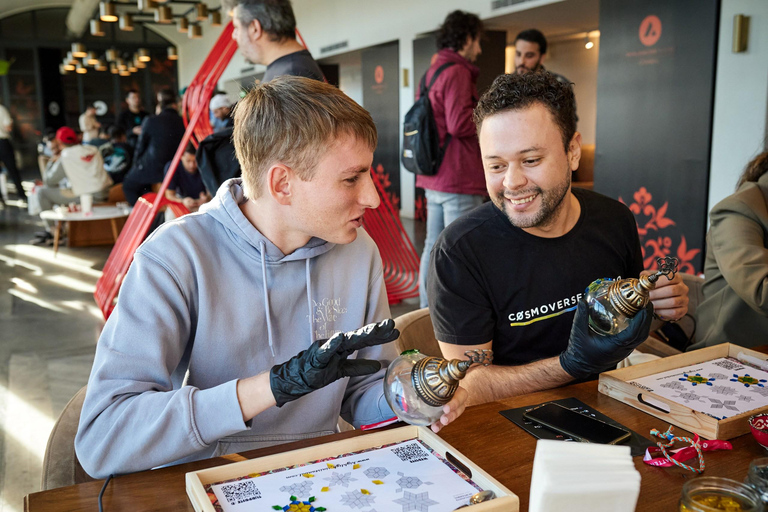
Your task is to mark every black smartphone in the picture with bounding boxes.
[522,403,631,445]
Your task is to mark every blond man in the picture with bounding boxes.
[76,76,467,479]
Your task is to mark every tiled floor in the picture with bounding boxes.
[0,196,424,511]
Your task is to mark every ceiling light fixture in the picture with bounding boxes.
[105,48,118,62]
[138,48,151,62]
[71,43,87,58]
[188,24,202,39]
[90,19,105,36]
[209,10,221,26]
[167,46,178,60]
[87,51,100,65]
[100,2,118,22]
[155,5,172,23]
[195,3,208,21]
[76,63,88,74]
[137,0,158,11]
[119,13,134,31]
[177,16,189,32]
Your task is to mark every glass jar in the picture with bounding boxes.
[746,458,768,505]
[680,477,763,512]
[383,350,445,426]
[584,278,632,336]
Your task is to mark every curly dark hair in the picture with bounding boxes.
[437,10,483,52]
[737,151,768,189]
[514,29,548,54]
[474,72,577,152]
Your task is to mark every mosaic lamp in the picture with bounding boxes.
[384,349,492,426]
[584,256,679,336]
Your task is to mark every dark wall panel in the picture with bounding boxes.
[594,0,719,274]
[362,41,400,209]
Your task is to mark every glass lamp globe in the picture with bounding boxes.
[384,350,445,426]
[584,256,679,336]
[384,349,493,426]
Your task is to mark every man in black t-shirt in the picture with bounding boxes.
[222,0,324,83]
[116,90,148,148]
[429,73,690,405]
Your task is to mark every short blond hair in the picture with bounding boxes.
[233,76,377,199]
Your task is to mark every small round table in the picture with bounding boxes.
[39,206,131,256]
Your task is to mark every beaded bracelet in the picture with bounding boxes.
[650,426,705,474]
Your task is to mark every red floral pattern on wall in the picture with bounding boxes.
[619,187,700,274]
[374,164,400,210]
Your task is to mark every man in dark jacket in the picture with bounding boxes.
[116,89,149,148]
[417,10,487,308]
[122,89,186,205]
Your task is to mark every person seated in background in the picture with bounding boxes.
[78,105,100,143]
[121,88,185,205]
[37,128,58,177]
[101,126,133,184]
[689,152,768,350]
[75,76,467,479]
[30,127,113,245]
[209,93,234,133]
[85,124,111,149]
[429,72,689,406]
[163,143,210,212]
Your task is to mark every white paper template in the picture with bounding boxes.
[208,439,483,512]
[629,357,768,419]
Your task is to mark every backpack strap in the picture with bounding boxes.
[419,62,456,96]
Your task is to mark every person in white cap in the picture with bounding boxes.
[209,94,233,133]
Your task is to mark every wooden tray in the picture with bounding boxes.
[186,425,518,512]
[599,343,768,439]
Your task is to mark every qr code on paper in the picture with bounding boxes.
[392,443,428,463]
[713,359,744,371]
[221,480,261,505]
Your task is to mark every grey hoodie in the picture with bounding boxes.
[75,179,396,478]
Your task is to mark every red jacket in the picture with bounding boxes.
[415,49,486,196]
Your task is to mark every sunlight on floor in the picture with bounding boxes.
[2,383,53,465]
[10,277,37,294]
[8,289,66,314]
[45,275,96,294]
[3,245,103,279]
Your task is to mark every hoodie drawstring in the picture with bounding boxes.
[306,259,314,344]
[259,241,276,357]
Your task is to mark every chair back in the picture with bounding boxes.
[41,386,95,490]
[393,308,442,357]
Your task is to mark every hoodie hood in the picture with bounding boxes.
[202,178,337,356]
[203,178,336,263]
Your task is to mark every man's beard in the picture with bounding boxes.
[495,167,571,229]
[516,60,543,75]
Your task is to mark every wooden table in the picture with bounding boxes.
[24,379,768,511]
[39,206,131,256]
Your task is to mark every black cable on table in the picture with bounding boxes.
[98,473,114,512]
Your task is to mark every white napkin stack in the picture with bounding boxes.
[529,440,641,512]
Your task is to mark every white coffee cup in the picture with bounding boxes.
[80,193,93,214]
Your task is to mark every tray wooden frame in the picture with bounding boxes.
[599,343,768,439]
[186,425,518,512]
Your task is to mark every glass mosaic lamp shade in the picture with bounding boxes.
[585,256,679,336]
[384,349,492,426]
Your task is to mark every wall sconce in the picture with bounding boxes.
[87,51,100,65]
[71,43,87,58]
[585,35,594,49]
[177,17,189,33]
[100,2,118,22]
[138,0,158,11]
[195,3,208,21]
[155,5,172,23]
[188,24,202,39]
[138,48,151,62]
[90,19,105,36]
[76,63,87,74]
[119,13,134,31]
[209,10,221,26]
[167,47,178,60]
[733,14,750,53]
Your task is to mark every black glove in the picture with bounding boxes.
[559,299,653,380]
[270,319,400,407]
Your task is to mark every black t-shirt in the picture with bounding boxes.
[263,50,324,83]
[116,109,148,145]
[428,188,643,366]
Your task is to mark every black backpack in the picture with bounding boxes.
[401,62,455,176]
